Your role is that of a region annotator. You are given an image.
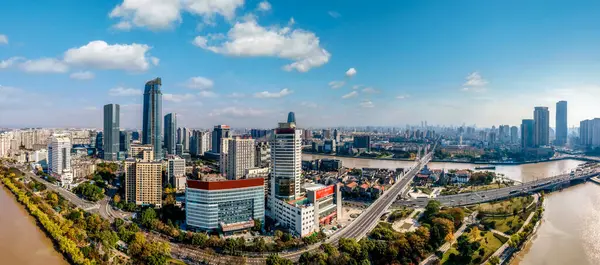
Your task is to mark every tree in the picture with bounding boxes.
[253,237,267,252]
[113,194,121,204]
[253,219,262,231]
[140,208,157,228]
[423,200,441,223]
[191,233,208,247]
[488,256,500,265]
[266,254,293,265]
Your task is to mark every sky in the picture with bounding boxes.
[2,0,600,129]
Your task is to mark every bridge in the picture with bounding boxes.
[395,164,600,208]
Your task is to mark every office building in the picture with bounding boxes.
[323,139,336,153]
[221,137,256,180]
[556,101,568,146]
[103,104,120,161]
[95,132,103,156]
[177,127,191,152]
[164,113,177,155]
[287,111,296,124]
[534,106,550,147]
[167,155,186,191]
[211,125,231,154]
[142,77,163,160]
[190,130,211,156]
[186,178,265,233]
[353,135,371,151]
[498,125,510,143]
[521,119,535,149]
[580,119,591,146]
[48,134,73,186]
[333,129,340,143]
[322,129,332,139]
[270,120,303,200]
[255,142,271,168]
[119,131,131,159]
[510,126,519,144]
[250,129,269,140]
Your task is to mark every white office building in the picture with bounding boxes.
[167,155,186,191]
[221,137,256,180]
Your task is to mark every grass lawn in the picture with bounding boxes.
[475,196,533,215]
[482,215,523,234]
[441,230,503,265]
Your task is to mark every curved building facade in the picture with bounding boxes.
[143,77,163,160]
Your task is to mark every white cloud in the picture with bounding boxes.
[64,40,158,71]
[328,81,345,89]
[226,92,245,98]
[328,11,341,18]
[0,57,24,69]
[362,87,379,94]
[462,72,488,92]
[19,58,69,73]
[254,88,292,98]
[185,76,214,89]
[360,100,374,108]
[164,93,195,102]
[257,1,271,11]
[342,91,358,99]
[396,95,410,100]
[0,34,8,45]
[352,85,362,90]
[70,71,95,80]
[109,0,244,30]
[193,17,330,72]
[345,67,357,77]
[209,106,267,117]
[84,106,98,111]
[113,21,133,31]
[109,87,143,96]
[198,90,218,98]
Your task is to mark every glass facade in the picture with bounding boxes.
[186,185,264,231]
[143,78,163,160]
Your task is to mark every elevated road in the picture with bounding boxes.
[395,167,600,208]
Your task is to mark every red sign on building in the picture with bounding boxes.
[316,185,335,200]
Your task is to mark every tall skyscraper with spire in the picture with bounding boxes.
[556,101,567,146]
[142,77,163,160]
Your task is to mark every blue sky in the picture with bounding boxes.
[2,0,600,129]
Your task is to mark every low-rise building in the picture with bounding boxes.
[186,178,265,233]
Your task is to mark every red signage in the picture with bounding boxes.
[316,185,335,200]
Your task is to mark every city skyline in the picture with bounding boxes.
[4,1,600,128]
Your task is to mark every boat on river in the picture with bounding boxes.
[475,165,496,170]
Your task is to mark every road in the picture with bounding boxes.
[395,167,600,208]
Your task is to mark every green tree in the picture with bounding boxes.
[140,208,157,228]
[266,254,293,265]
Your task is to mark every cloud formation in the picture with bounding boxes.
[193,17,330,72]
[70,71,95,80]
[164,93,195,102]
[0,34,8,45]
[342,91,358,99]
[109,87,143,96]
[360,100,374,108]
[185,76,214,89]
[329,81,345,89]
[462,72,488,92]
[345,67,357,77]
[254,88,292,98]
[20,58,69,73]
[328,11,341,18]
[257,1,271,11]
[64,41,159,72]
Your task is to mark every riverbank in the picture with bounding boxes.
[0,176,93,265]
[303,152,587,165]
[0,184,68,265]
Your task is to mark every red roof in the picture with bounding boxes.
[187,178,264,190]
[360,183,370,189]
[346,182,358,188]
[416,174,429,178]
[456,170,471,175]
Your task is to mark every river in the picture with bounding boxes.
[512,182,600,265]
[302,154,584,183]
[302,154,600,264]
[0,186,68,265]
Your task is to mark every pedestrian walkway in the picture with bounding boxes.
[419,211,478,265]
[481,209,536,265]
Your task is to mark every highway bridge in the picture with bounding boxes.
[395,165,600,208]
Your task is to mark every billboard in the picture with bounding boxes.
[316,185,335,200]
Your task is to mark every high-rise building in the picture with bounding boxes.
[322,129,332,139]
[250,129,269,140]
[190,130,211,156]
[164,113,177,155]
[556,101,568,146]
[142,77,163,160]
[534,106,550,147]
[353,135,371,151]
[48,134,73,186]
[119,131,131,159]
[167,155,186,191]
[103,104,120,161]
[211,125,231,154]
[521,119,535,149]
[271,121,302,200]
[287,111,296,124]
[124,160,163,207]
[95,131,103,156]
[510,126,519,144]
[333,129,340,143]
[221,137,256,180]
[580,119,591,146]
[130,144,154,161]
[255,142,271,168]
[498,125,510,143]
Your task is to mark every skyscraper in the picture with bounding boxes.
[211,125,231,154]
[48,134,73,186]
[119,131,131,159]
[510,126,519,144]
[103,104,120,161]
[556,101,568,146]
[271,120,302,200]
[142,77,163,160]
[521,119,535,149]
[221,137,256,180]
[164,113,177,155]
[190,130,211,156]
[533,106,549,147]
